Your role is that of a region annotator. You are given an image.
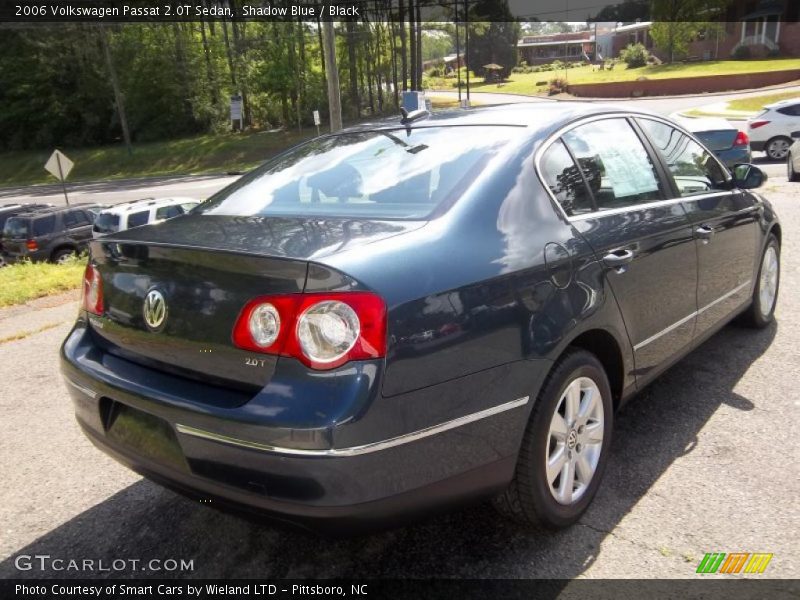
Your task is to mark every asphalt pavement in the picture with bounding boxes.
[0,174,798,579]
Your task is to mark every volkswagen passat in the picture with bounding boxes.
[61,104,780,532]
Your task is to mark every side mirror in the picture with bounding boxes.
[733,163,767,189]
[791,131,800,139]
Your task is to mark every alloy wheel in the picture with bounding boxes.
[758,245,779,319]
[546,376,604,505]
[767,138,790,160]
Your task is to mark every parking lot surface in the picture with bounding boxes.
[1,175,798,580]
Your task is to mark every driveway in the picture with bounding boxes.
[0,175,798,579]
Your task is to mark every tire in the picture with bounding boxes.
[493,349,613,529]
[51,248,75,264]
[765,136,792,161]
[741,235,780,328]
[789,153,800,182]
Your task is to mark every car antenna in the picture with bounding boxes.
[400,107,431,125]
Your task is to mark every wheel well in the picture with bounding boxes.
[566,329,624,410]
[50,244,76,259]
[769,223,782,246]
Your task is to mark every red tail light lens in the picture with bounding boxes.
[82,264,104,315]
[749,120,770,129]
[232,292,387,370]
[26,240,38,251]
[734,131,749,146]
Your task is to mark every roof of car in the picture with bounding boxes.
[99,197,199,215]
[342,101,658,134]
[8,203,103,219]
[765,97,800,109]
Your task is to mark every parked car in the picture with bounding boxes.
[788,131,800,182]
[2,204,105,263]
[0,203,53,266]
[747,98,800,160]
[61,105,780,533]
[677,117,750,169]
[93,197,200,238]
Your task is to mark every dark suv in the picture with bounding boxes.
[2,204,105,263]
[0,203,54,266]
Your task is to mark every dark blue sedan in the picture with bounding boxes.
[61,104,781,532]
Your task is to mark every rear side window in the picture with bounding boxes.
[63,210,91,228]
[561,118,663,210]
[155,205,183,220]
[33,215,56,236]
[93,213,120,234]
[127,211,150,228]
[638,119,728,197]
[198,127,521,220]
[776,104,800,116]
[539,140,594,216]
[3,218,29,239]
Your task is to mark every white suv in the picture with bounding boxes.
[747,98,800,161]
[92,197,200,238]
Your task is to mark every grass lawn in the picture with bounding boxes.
[725,90,800,112]
[0,129,315,187]
[0,257,86,307]
[428,58,800,96]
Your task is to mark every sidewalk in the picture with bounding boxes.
[0,290,79,344]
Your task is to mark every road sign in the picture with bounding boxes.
[313,110,321,126]
[44,150,74,182]
[44,149,73,205]
[230,95,243,123]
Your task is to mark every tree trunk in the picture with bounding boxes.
[100,27,132,155]
[415,0,423,88]
[399,0,408,91]
[321,21,342,131]
[409,0,417,90]
[346,19,360,119]
[199,19,219,110]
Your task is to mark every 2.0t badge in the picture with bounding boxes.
[143,289,167,331]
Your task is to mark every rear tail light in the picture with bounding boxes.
[232,292,387,370]
[749,120,770,129]
[734,131,749,146]
[26,240,38,251]
[82,264,104,315]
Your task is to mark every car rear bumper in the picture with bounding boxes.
[61,321,539,532]
[750,141,765,152]
[715,147,751,169]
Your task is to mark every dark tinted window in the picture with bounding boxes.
[691,130,738,152]
[561,118,664,210]
[93,213,120,234]
[127,211,150,228]
[639,119,728,197]
[155,205,183,220]
[776,103,800,116]
[539,140,594,216]
[33,215,56,236]
[3,218,29,239]
[63,210,91,228]
[199,127,522,220]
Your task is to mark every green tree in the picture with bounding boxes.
[650,0,731,63]
[467,0,521,78]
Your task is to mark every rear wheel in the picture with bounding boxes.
[52,248,75,264]
[493,349,613,529]
[765,136,791,161]
[741,235,780,328]
[789,153,800,182]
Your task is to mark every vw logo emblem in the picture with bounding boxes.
[143,289,167,331]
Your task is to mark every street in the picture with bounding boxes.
[0,173,798,579]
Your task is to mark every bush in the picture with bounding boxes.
[732,45,751,60]
[620,43,649,68]
[548,77,568,95]
[767,48,781,58]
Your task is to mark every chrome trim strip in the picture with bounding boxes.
[632,280,751,351]
[65,378,98,399]
[533,111,734,223]
[697,280,752,315]
[176,396,530,457]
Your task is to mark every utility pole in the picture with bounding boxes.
[321,21,343,132]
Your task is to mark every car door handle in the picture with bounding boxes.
[696,225,715,240]
[602,249,635,268]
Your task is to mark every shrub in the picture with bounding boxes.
[732,45,751,60]
[620,43,649,68]
[548,77,568,95]
[767,48,781,58]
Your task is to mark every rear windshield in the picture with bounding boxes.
[692,130,738,152]
[94,213,121,234]
[198,126,521,220]
[3,217,29,239]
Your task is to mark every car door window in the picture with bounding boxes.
[561,118,664,210]
[127,211,150,228]
[539,139,595,216]
[776,103,800,116]
[33,215,55,236]
[155,205,183,220]
[638,119,729,197]
[64,210,91,229]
